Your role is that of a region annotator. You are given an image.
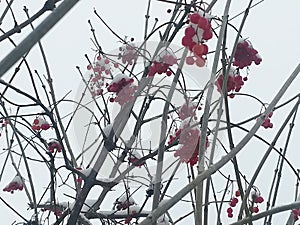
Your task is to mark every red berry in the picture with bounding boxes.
[268,111,273,118]
[33,119,39,125]
[235,190,241,197]
[41,123,50,130]
[253,206,259,213]
[256,196,264,203]
[189,13,200,24]
[186,56,195,65]
[185,26,196,37]
[228,213,233,218]
[230,201,236,207]
[232,197,238,204]
[195,56,205,67]
[197,16,209,30]
[227,207,233,214]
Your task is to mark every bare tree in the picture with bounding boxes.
[0,1,300,225]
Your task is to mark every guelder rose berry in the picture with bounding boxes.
[48,140,62,153]
[261,111,274,129]
[233,39,262,69]
[3,175,24,193]
[171,119,209,166]
[215,68,245,94]
[32,117,50,131]
[115,195,135,211]
[182,11,212,67]
[148,48,177,77]
[86,55,111,97]
[128,150,145,167]
[119,42,138,65]
[178,101,197,120]
[107,73,137,105]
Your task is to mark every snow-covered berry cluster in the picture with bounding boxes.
[182,12,213,67]
[178,101,197,120]
[148,49,177,77]
[215,68,246,95]
[119,42,138,65]
[48,140,62,153]
[3,175,24,193]
[115,195,135,211]
[249,191,264,214]
[261,111,273,129]
[128,150,145,167]
[87,55,115,97]
[32,117,50,131]
[107,74,137,105]
[169,119,208,166]
[233,39,262,69]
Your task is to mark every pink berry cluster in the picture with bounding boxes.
[87,55,117,97]
[128,150,145,167]
[108,74,137,105]
[3,176,24,193]
[227,190,240,218]
[148,49,177,77]
[169,121,209,166]
[182,12,213,67]
[215,69,246,95]
[119,42,138,65]
[233,39,262,69]
[261,111,273,129]
[178,101,197,120]
[48,140,62,153]
[32,117,50,131]
[292,209,300,221]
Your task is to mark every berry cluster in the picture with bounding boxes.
[87,55,115,97]
[124,206,139,224]
[178,101,197,120]
[119,42,138,65]
[261,112,273,129]
[108,74,137,105]
[233,39,262,69]
[3,176,24,194]
[169,120,209,166]
[148,49,177,77]
[215,69,246,94]
[182,12,213,67]
[42,207,62,217]
[227,190,240,218]
[48,140,62,153]
[249,191,264,214]
[115,195,135,211]
[128,150,145,167]
[32,117,50,131]
[292,208,300,221]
